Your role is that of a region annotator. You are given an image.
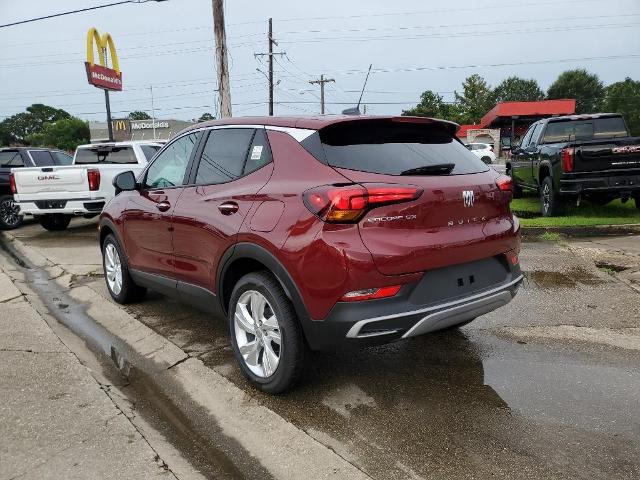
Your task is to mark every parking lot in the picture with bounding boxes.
[2,217,639,479]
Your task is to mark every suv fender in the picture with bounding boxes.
[217,242,311,330]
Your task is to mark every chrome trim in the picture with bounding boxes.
[265,126,315,142]
[402,290,512,338]
[345,275,523,339]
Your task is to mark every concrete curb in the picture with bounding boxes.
[0,230,371,480]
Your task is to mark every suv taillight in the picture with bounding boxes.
[9,173,17,194]
[303,184,422,223]
[561,147,574,172]
[495,175,513,192]
[87,169,100,191]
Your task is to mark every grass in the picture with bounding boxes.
[539,231,563,242]
[511,194,640,227]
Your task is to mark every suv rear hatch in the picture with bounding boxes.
[304,118,516,276]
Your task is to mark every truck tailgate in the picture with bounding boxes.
[574,140,640,172]
[12,166,88,196]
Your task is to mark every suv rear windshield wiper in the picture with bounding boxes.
[400,163,455,176]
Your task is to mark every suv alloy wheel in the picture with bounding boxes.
[229,272,305,394]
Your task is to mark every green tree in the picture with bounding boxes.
[492,76,544,103]
[198,112,215,122]
[26,117,90,151]
[0,104,70,144]
[547,69,604,114]
[128,110,151,120]
[454,74,494,124]
[402,91,459,121]
[602,77,640,136]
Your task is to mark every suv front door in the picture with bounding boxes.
[122,132,201,277]
[171,127,274,291]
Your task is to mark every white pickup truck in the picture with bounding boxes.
[12,141,162,231]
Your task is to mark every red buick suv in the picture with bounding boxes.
[99,116,522,393]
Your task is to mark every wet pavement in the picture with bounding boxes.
[3,218,640,479]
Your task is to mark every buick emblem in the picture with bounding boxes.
[462,190,475,208]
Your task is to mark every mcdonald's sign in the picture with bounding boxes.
[84,27,123,91]
[111,118,131,141]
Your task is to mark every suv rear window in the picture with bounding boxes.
[75,146,137,164]
[309,120,488,176]
[542,116,629,143]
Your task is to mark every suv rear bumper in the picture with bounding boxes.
[303,257,522,350]
[559,170,640,195]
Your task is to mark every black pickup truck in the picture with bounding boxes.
[507,113,640,216]
[0,147,73,229]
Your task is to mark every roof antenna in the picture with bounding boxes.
[342,64,372,115]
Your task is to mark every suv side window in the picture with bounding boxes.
[244,128,273,176]
[145,133,200,189]
[195,128,256,185]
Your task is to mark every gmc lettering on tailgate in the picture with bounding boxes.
[612,145,640,154]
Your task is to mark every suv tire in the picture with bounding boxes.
[0,195,23,230]
[102,234,146,303]
[634,194,640,210]
[39,214,72,231]
[540,176,563,216]
[229,271,305,394]
[480,156,492,164]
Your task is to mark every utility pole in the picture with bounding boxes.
[150,86,156,140]
[212,0,232,117]
[309,74,335,114]
[102,46,113,141]
[255,18,285,116]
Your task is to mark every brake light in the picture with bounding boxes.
[303,184,422,223]
[561,147,574,173]
[9,173,16,194]
[87,169,101,191]
[495,175,513,192]
[506,250,519,266]
[341,285,402,302]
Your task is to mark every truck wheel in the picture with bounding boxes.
[480,156,492,165]
[229,271,305,394]
[506,167,522,198]
[0,195,23,230]
[39,214,72,231]
[102,234,146,304]
[540,177,563,216]
[635,194,640,210]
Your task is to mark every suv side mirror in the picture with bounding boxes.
[113,170,137,195]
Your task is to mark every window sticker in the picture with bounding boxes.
[250,145,263,160]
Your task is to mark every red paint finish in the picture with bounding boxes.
[122,188,183,276]
[102,116,521,326]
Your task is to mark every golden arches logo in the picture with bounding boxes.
[113,120,128,131]
[86,27,120,72]
[84,27,123,91]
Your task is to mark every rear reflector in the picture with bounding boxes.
[87,169,101,191]
[561,147,574,173]
[9,173,16,194]
[303,184,422,223]
[506,251,519,266]
[341,285,402,302]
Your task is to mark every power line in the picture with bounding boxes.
[0,0,167,29]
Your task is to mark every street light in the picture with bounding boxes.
[0,1,169,29]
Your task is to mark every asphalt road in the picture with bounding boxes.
[4,217,640,479]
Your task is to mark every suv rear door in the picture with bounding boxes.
[311,119,515,275]
[171,127,274,291]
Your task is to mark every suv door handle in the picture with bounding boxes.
[218,202,239,215]
[156,202,171,212]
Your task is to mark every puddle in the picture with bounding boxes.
[595,260,629,273]
[525,267,605,288]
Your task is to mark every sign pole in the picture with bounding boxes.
[105,89,113,141]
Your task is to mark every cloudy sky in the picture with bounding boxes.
[1,0,639,122]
